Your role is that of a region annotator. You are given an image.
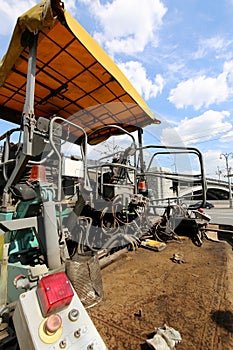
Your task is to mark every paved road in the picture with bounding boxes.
[206,208,233,225]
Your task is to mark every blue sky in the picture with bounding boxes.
[1,0,233,179]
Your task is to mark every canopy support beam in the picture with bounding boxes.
[2,34,38,204]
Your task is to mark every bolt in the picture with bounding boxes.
[87,343,94,350]
[68,308,79,322]
[74,328,81,338]
[59,339,67,349]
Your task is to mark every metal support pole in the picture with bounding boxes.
[3,34,38,198]
[23,33,38,154]
[138,128,145,173]
[43,201,61,269]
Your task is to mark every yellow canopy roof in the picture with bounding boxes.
[0,0,160,138]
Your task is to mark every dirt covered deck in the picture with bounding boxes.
[88,238,233,350]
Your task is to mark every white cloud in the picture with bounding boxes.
[203,150,224,178]
[194,35,232,59]
[85,0,167,55]
[118,60,164,100]
[161,110,232,146]
[220,129,233,143]
[168,60,233,110]
[0,0,38,35]
[64,0,77,13]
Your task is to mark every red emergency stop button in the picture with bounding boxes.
[45,314,62,334]
[39,314,63,344]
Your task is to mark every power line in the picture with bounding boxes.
[165,128,232,146]
[181,129,231,144]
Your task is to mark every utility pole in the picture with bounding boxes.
[220,152,233,208]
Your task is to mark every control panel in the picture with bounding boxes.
[13,285,107,350]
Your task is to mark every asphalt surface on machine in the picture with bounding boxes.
[88,237,233,350]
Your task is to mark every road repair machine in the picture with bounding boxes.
[0,1,229,349]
